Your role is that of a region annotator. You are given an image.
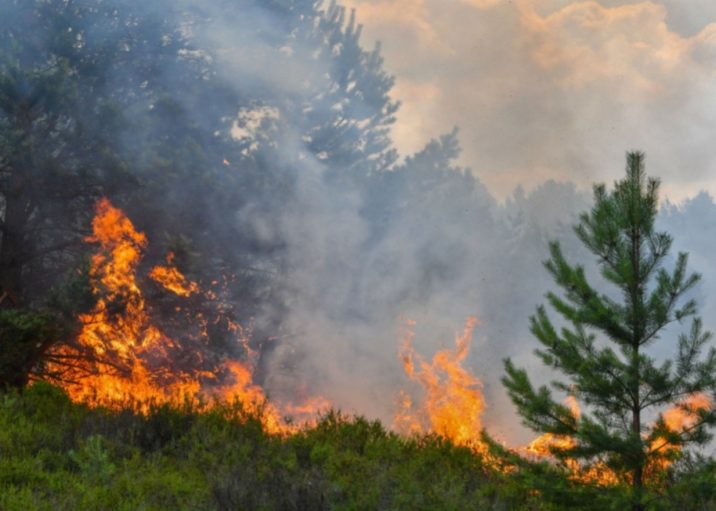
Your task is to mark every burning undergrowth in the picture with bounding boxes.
[39,199,494,446]
[37,198,715,484]
[394,316,486,452]
[43,198,327,433]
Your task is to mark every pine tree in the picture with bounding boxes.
[502,152,716,510]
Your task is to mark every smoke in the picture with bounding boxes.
[138,0,716,444]
[5,0,716,447]
[342,0,716,200]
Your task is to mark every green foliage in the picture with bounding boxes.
[659,454,716,510]
[68,435,116,483]
[2,383,714,509]
[502,152,716,509]
[0,310,60,389]
[0,384,537,510]
[0,262,92,389]
[45,260,95,322]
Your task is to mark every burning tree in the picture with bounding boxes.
[0,0,211,388]
[0,0,399,389]
[502,152,716,510]
[39,198,328,432]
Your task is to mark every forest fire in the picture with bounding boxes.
[46,199,327,434]
[41,198,714,480]
[524,395,581,461]
[394,316,487,453]
[5,2,716,507]
[660,392,712,438]
[149,252,200,297]
[647,392,713,473]
[523,393,713,485]
[523,397,620,485]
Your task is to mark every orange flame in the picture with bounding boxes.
[394,317,486,451]
[524,395,580,461]
[661,392,712,433]
[46,199,327,434]
[647,392,713,474]
[523,396,619,485]
[149,252,199,297]
[47,202,712,474]
[524,393,713,485]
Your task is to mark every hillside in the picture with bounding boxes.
[1,383,714,511]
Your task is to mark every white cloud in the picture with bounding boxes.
[342,0,716,199]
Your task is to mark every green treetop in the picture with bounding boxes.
[503,152,716,511]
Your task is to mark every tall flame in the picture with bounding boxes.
[394,317,486,451]
[46,199,327,434]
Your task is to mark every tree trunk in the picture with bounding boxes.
[630,196,644,511]
[0,193,29,307]
[631,419,644,511]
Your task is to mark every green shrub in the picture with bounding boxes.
[1,384,714,510]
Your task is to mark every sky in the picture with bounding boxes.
[341,0,716,201]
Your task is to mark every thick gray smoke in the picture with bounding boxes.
[5,0,714,447]
[178,1,716,445]
[342,0,716,201]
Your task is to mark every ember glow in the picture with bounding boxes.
[46,199,328,434]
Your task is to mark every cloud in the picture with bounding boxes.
[341,0,452,56]
[342,0,716,200]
